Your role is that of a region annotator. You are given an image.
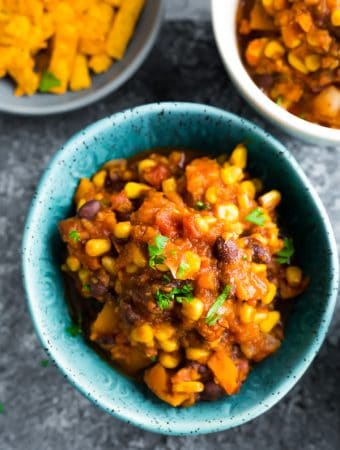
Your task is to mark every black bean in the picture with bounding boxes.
[201,382,224,401]
[215,237,239,263]
[251,243,271,264]
[90,282,107,297]
[120,301,141,324]
[78,200,100,220]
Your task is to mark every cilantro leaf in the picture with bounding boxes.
[39,71,61,92]
[177,261,189,278]
[0,403,5,414]
[83,284,91,292]
[275,238,294,264]
[155,283,194,309]
[66,315,82,337]
[245,208,266,226]
[40,359,49,368]
[205,285,231,326]
[162,274,171,283]
[194,201,210,211]
[69,230,80,243]
[150,355,158,362]
[148,234,169,269]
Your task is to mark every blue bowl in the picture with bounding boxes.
[22,103,338,435]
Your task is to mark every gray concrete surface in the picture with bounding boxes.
[0,7,339,450]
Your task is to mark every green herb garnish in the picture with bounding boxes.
[245,208,266,226]
[39,71,61,92]
[205,285,231,326]
[155,283,194,309]
[148,234,169,269]
[69,230,80,243]
[275,238,294,264]
[276,96,284,106]
[40,359,49,368]
[177,261,189,278]
[194,201,210,211]
[242,255,247,261]
[83,284,91,292]
[66,315,82,337]
[150,355,158,362]
[162,274,171,283]
[0,403,5,414]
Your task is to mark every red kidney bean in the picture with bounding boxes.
[78,200,100,220]
[90,282,107,297]
[251,243,271,264]
[215,237,239,263]
[201,382,224,401]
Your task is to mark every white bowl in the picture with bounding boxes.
[211,0,340,147]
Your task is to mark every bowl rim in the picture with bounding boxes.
[0,0,164,116]
[211,0,340,146]
[22,102,339,435]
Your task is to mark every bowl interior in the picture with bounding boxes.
[22,103,338,435]
[0,0,163,115]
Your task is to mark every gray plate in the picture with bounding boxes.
[0,0,164,115]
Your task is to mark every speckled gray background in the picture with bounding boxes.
[1,3,339,449]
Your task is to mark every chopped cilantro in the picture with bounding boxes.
[242,255,247,261]
[69,230,80,243]
[0,403,4,414]
[83,284,91,292]
[194,201,210,211]
[148,234,169,269]
[162,274,171,283]
[39,71,61,92]
[275,238,294,264]
[155,283,194,309]
[66,316,82,337]
[40,359,49,368]
[245,208,266,226]
[276,96,284,106]
[177,261,189,278]
[205,285,231,326]
[150,355,157,362]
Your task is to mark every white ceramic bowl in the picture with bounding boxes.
[211,0,340,147]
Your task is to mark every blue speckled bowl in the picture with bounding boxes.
[22,103,338,435]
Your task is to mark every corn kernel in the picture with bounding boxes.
[114,221,131,239]
[124,182,151,199]
[263,282,277,304]
[254,310,268,323]
[251,263,267,274]
[94,193,104,201]
[176,251,201,279]
[241,180,256,198]
[154,323,175,341]
[205,186,218,204]
[92,170,107,188]
[288,52,309,74]
[237,192,252,211]
[229,144,247,169]
[131,324,154,345]
[305,54,321,72]
[131,246,147,268]
[66,256,80,272]
[331,9,340,26]
[102,256,116,274]
[264,40,285,59]
[159,339,179,352]
[185,347,210,362]
[159,352,181,369]
[286,266,302,286]
[260,311,280,333]
[216,204,239,222]
[77,198,86,210]
[78,268,90,284]
[126,263,138,274]
[85,238,111,257]
[138,159,156,173]
[114,280,122,294]
[221,166,243,185]
[182,297,204,321]
[173,381,204,394]
[162,177,177,193]
[259,190,281,210]
[239,303,256,324]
